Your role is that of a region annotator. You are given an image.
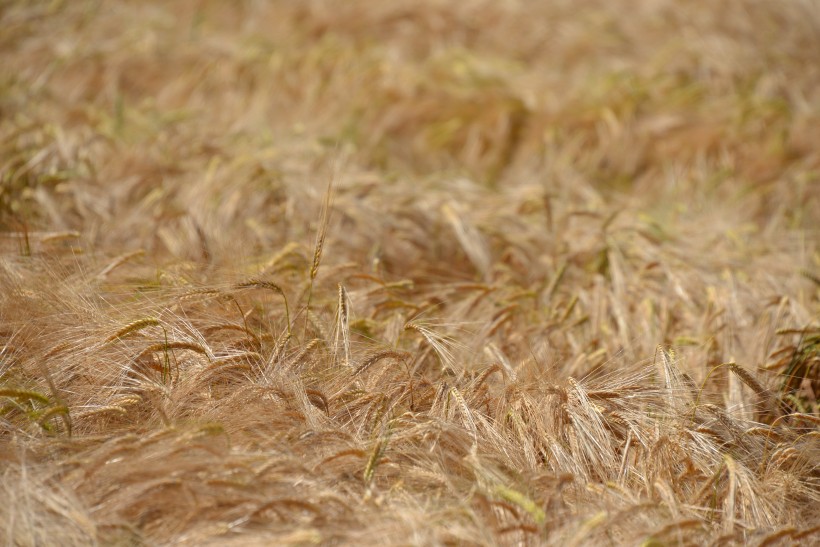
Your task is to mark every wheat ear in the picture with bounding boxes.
[363,438,387,485]
[727,363,769,397]
[304,179,333,335]
[235,279,290,335]
[105,317,160,343]
[97,249,145,279]
[335,283,350,367]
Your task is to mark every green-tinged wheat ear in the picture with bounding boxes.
[76,405,128,418]
[544,260,567,300]
[37,404,70,429]
[692,461,725,506]
[799,268,820,287]
[493,485,545,525]
[0,388,51,405]
[105,317,160,343]
[365,394,390,435]
[235,279,291,335]
[363,438,388,485]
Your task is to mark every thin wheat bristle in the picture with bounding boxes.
[270,332,293,364]
[363,439,386,485]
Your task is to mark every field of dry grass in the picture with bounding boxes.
[2,1,819,545]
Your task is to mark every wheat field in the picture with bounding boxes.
[1,1,819,545]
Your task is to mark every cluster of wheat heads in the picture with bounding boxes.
[2,0,820,545]
[2,186,818,545]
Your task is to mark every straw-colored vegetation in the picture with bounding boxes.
[2,1,819,545]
